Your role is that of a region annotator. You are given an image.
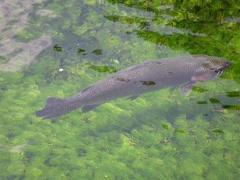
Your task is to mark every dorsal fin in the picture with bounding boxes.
[46,97,64,107]
[82,104,100,112]
[81,85,94,93]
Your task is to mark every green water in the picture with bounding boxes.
[0,0,240,179]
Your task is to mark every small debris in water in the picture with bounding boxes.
[112,59,120,64]
[92,49,102,55]
[53,44,63,52]
[209,98,221,104]
[77,48,86,55]
[36,9,57,18]
[212,129,224,134]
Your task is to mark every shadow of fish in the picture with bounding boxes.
[36,55,230,119]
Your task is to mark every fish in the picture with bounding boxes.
[36,55,230,119]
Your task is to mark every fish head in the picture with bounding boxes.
[204,56,230,73]
[192,56,230,82]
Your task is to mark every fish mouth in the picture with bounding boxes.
[214,61,230,76]
[223,61,231,69]
[216,69,224,76]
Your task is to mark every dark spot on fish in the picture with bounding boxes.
[226,91,240,98]
[212,129,224,134]
[140,81,156,86]
[116,77,130,82]
[197,101,208,104]
[209,98,221,104]
[92,49,102,55]
[77,48,86,55]
[53,44,62,52]
[168,71,173,74]
[156,62,162,64]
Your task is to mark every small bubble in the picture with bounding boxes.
[112,59,120,64]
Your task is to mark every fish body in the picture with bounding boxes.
[36,55,230,119]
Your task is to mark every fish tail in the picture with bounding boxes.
[36,97,78,120]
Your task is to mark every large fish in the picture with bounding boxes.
[36,55,230,119]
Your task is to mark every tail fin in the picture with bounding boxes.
[36,97,72,120]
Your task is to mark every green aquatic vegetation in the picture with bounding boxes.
[212,129,224,134]
[209,97,221,104]
[192,86,209,93]
[222,104,240,111]
[0,56,7,64]
[104,15,145,25]
[15,27,42,42]
[226,91,240,97]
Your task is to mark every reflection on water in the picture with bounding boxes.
[0,0,240,179]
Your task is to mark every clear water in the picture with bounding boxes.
[0,0,240,179]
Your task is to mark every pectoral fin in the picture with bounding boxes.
[127,95,139,101]
[82,104,100,112]
[180,81,195,96]
[191,71,217,82]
